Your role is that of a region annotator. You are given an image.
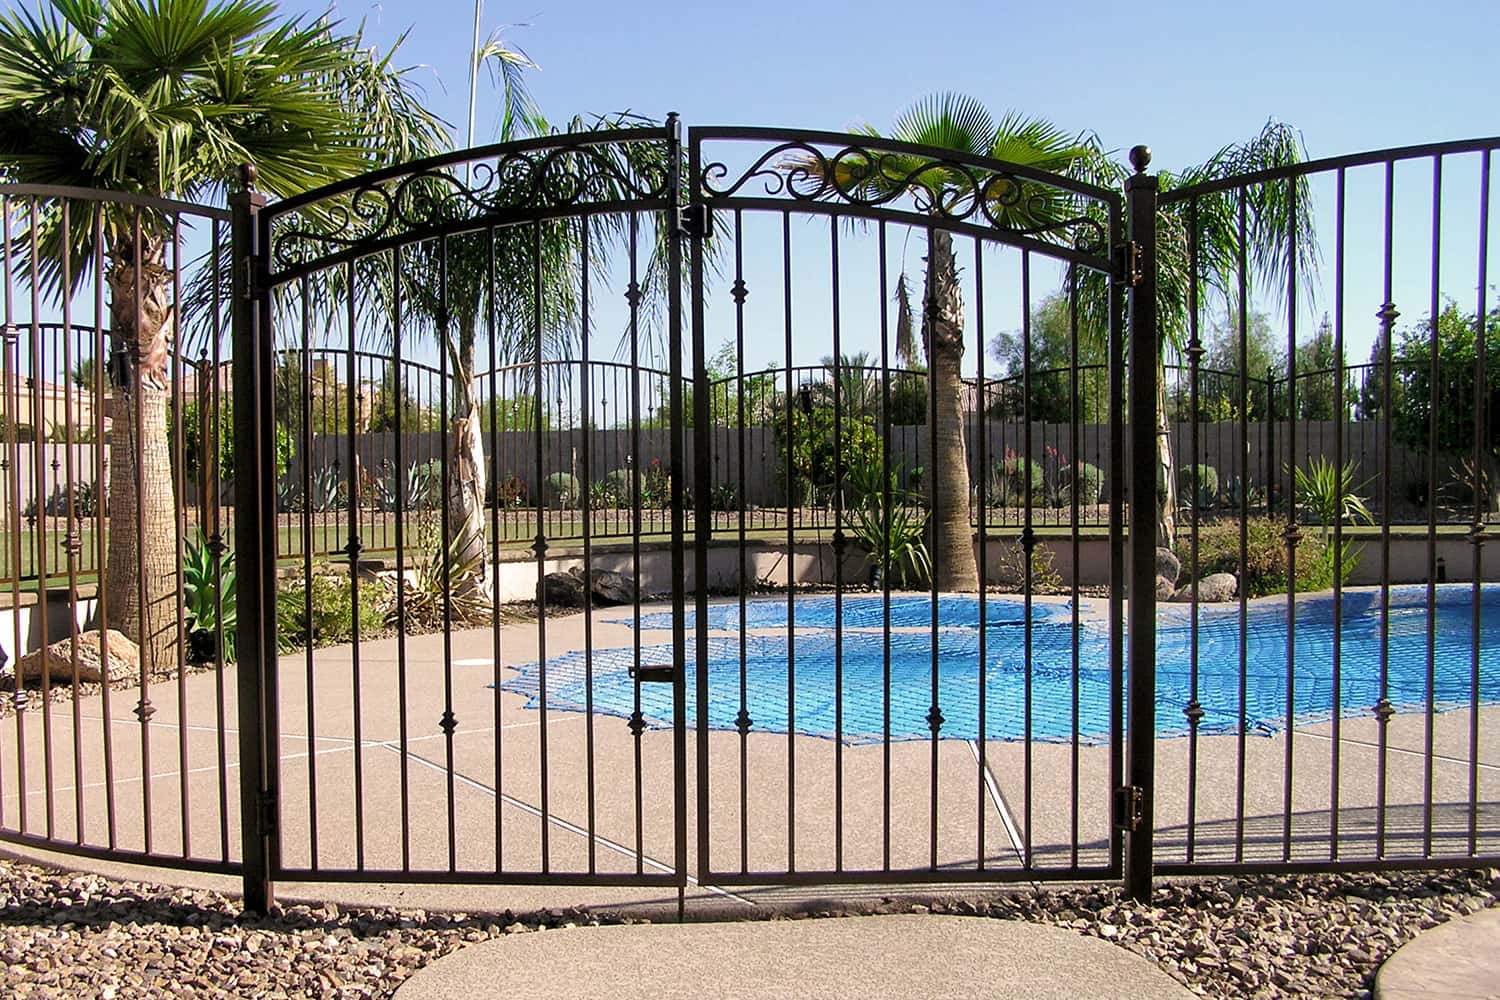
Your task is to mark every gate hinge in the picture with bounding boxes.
[677,204,712,240]
[1113,241,1142,286]
[1113,784,1144,832]
[257,791,278,836]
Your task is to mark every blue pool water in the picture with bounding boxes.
[499,585,1500,743]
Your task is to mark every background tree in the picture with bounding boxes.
[1194,299,1285,421]
[0,0,444,670]
[989,292,1110,424]
[1294,315,1356,421]
[792,94,1113,591]
[1390,302,1500,510]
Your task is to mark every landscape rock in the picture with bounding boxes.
[1196,572,1238,602]
[538,568,637,607]
[15,629,137,685]
[539,569,587,608]
[589,569,636,605]
[1156,576,1177,601]
[1155,547,1181,586]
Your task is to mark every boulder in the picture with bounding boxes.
[1156,576,1177,601]
[589,569,636,605]
[1197,572,1238,603]
[539,569,587,608]
[1171,572,1238,603]
[1155,547,1181,587]
[16,629,138,685]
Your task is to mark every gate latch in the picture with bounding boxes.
[257,790,278,836]
[630,662,676,684]
[1113,784,1144,832]
[1114,241,1142,286]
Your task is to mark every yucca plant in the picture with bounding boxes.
[1293,457,1374,534]
[842,454,931,589]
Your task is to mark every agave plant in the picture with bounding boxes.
[182,532,236,664]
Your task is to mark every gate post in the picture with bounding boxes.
[1124,146,1159,903]
[230,164,278,914]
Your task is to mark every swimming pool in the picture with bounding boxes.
[499,585,1500,743]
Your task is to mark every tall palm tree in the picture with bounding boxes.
[794,94,1114,591]
[0,0,445,672]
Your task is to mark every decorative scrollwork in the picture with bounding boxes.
[700,138,1110,256]
[269,137,673,274]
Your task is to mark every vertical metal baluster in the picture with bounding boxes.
[878,221,893,872]
[1021,249,1034,869]
[485,226,503,871]
[170,214,191,857]
[1376,159,1397,859]
[732,209,750,874]
[1185,199,1203,863]
[2,193,22,836]
[829,217,845,871]
[530,220,550,873]
[782,210,796,873]
[437,235,457,873]
[1282,176,1300,864]
[974,237,988,870]
[299,276,318,867]
[131,207,151,854]
[925,228,943,874]
[1423,155,1442,858]
[1330,168,1347,860]
[92,203,117,848]
[580,219,597,874]
[343,260,365,870]
[208,219,227,861]
[1469,151,1491,856]
[392,246,411,872]
[627,211,645,875]
[29,201,54,842]
[1235,188,1250,862]
[1071,266,1083,869]
[1107,197,1126,876]
[55,205,84,846]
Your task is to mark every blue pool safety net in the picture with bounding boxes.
[498,585,1500,743]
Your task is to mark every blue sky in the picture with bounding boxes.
[318,0,1494,169]
[282,0,1498,374]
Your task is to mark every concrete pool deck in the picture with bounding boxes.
[0,596,1496,918]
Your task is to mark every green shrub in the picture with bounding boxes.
[777,408,882,509]
[183,533,235,664]
[277,574,390,651]
[1178,464,1220,509]
[544,471,580,509]
[990,453,1045,507]
[1184,516,1360,598]
[1057,460,1104,506]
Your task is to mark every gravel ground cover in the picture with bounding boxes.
[1,856,1495,999]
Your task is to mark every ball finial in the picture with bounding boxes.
[239,162,257,191]
[1129,145,1151,174]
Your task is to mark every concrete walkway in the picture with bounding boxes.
[392,914,1195,1000]
[1375,907,1500,999]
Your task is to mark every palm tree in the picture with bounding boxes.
[0,0,445,672]
[793,94,1115,591]
[1074,120,1316,546]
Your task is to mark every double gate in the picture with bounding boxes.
[233,119,1146,910]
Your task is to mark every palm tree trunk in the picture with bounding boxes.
[104,243,180,675]
[922,230,979,592]
[1156,363,1177,549]
[447,316,491,602]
